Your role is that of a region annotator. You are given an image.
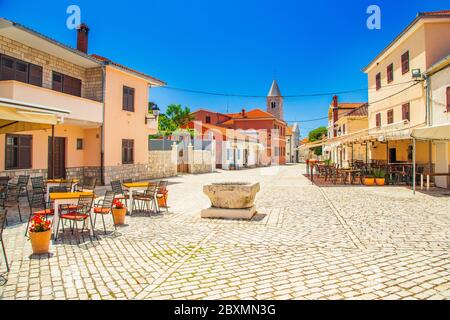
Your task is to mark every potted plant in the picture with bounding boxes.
[29,215,52,254]
[363,173,376,186]
[112,199,126,225]
[373,168,386,186]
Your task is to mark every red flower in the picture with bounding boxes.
[113,199,124,209]
[29,214,51,233]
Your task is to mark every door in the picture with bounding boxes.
[435,142,448,188]
[48,137,66,179]
[389,148,397,163]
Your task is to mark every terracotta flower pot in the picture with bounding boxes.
[364,177,375,186]
[375,178,385,186]
[29,229,51,254]
[157,193,168,207]
[112,207,126,225]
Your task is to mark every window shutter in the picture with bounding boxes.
[18,136,32,169]
[1,55,15,80]
[52,72,63,92]
[15,61,28,83]
[376,73,381,90]
[72,77,82,96]
[376,113,381,127]
[401,51,409,74]
[29,64,43,87]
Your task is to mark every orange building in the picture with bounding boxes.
[191,80,287,166]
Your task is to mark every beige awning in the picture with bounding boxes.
[411,123,450,141]
[0,97,70,134]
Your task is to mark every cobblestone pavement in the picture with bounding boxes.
[0,164,449,300]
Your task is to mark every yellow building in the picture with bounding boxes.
[363,10,450,168]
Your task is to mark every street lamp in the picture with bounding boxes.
[152,104,160,119]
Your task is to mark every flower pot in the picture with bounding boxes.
[112,207,126,225]
[375,178,385,186]
[29,229,51,254]
[364,177,375,186]
[157,193,168,207]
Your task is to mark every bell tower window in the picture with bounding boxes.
[271,101,277,109]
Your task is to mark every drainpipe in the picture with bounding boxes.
[425,75,433,174]
[100,65,106,185]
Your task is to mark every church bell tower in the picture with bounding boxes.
[266,80,283,120]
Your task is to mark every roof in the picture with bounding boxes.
[268,80,282,97]
[0,18,101,68]
[344,104,368,117]
[363,10,450,72]
[186,121,256,141]
[90,54,166,86]
[425,54,450,76]
[228,108,275,119]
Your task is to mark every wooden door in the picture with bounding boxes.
[48,137,66,179]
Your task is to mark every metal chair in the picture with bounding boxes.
[76,177,96,192]
[25,189,54,236]
[156,180,169,213]
[93,191,116,234]
[31,176,46,196]
[110,180,130,205]
[0,209,9,272]
[55,194,95,243]
[7,175,30,222]
[133,184,158,215]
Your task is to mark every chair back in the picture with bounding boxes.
[122,178,133,184]
[110,180,124,195]
[101,191,115,209]
[29,189,46,211]
[49,186,68,193]
[0,209,6,238]
[83,177,97,192]
[17,175,30,187]
[76,195,94,214]
[31,176,45,190]
[144,184,158,198]
[157,180,168,194]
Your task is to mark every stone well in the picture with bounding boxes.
[201,182,260,219]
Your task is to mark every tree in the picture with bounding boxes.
[308,126,327,156]
[155,104,195,137]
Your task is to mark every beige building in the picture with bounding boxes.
[285,123,300,163]
[363,10,450,167]
[0,18,165,184]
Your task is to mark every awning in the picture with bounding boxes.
[0,97,70,134]
[411,123,450,141]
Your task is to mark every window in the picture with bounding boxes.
[271,101,276,109]
[76,138,83,150]
[123,86,135,111]
[342,124,346,135]
[0,54,42,87]
[52,71,82,97]
[205,116,211,124]
[387,109,394,124]
[387,63,394,83]
[5,134,32,170]
[401,51,409,75]
[376,113,381,127]
[122,139,134,164]
[375,73,381,90]
[402,103,410,121]
[447,87,450,112]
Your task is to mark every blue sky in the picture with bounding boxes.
[1,0,448,136]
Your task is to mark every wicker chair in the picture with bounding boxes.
[93,191,116,234]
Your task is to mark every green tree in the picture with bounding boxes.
[154,104,195,137]
[308,126,327,156]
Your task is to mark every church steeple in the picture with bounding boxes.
[266,80,283,120]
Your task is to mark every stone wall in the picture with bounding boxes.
[0,35,103,102]
[190,150,213,174]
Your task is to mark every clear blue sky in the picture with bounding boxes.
[1,0,448,136]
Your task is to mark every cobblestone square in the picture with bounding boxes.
[1,164,449,300]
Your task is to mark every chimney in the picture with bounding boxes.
[332,95,339,137]
[77,23,90,53]
[241,108,246,118]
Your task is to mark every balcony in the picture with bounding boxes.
[0,80,103,125]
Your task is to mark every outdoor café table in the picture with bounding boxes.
[122,182,158,215]
[420,173,450,190]
[46,179,79,201]
[49,191,95,239]
[339,169,361,184]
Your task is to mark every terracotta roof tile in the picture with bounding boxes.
[344,104,368,117]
